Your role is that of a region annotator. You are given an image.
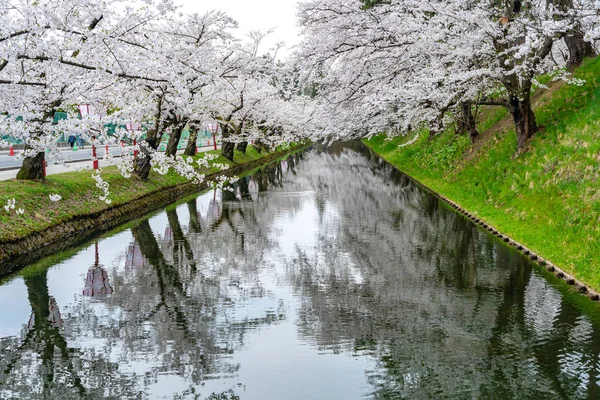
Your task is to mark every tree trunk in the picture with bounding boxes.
[253,139,268,154]
[428,112,444,141]
[564,33,596,69]
[135,96,164,181]
[165,121,186,158]
[508,94,538,151]
[236,141,248,153]
[549,0,596,69]
[461,102,479,144]
[16,150,45,181]
[222,141,235,162]
[220,124,234,161]
[134,135,160,181]
[184,126,198,156]
[455,113,467,136]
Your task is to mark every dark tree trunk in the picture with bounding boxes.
[564,33,596,69]
[428,113,444,141]
[456,113,467,135]
[236,141,248,153]
[461,102,479,144]
[222,141,235,161]
[16,150,45,181]
[165,121,186,158]
[508,94,538,150]
[220,124,234,161]
[549,0,596,69]
[134,135,161,181]
[135,96,164,181]
[253,139,268,154]
[254,140,262,154]
[184,126,198,156]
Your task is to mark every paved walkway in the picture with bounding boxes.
[0,145,218,181]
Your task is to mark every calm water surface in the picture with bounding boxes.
[1,142,600,399]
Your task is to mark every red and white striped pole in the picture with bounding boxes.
[9,145,14,156]
[92,136,98,170]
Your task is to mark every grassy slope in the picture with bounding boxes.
[365,56,600,290]
[0,146,285,242]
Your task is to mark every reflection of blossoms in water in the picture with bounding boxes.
[3,146,600,400]
[163,226,173,241]
[208,199,222,222]
[248,178,259,201]
[27,297,63,329]
[83,267,113,297]
[125,242,147,268]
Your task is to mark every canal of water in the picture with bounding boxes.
[1,142,600,399]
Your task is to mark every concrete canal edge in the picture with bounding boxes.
[371,149,600,303]
[0,146,304,276]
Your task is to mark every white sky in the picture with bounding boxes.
[175,0,301,59]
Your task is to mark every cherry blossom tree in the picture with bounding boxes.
[296,0,600,151]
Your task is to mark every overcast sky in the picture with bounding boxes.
[175,0,301,59]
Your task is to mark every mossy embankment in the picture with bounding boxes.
[365,56,600,291]
[0,144,305,273]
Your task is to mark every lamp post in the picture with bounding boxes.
[78,104,98,170]
[208,123,219,150]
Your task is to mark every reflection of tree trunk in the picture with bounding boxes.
[131,220,191,335]
[255,169,269,192]
[166,209,196,272]
[20,270,86,396]
[237,177,250,198]
[16,150,45,181]
[25,271,51,327]
[132,221,183,285]
[221,187,237,202]
[187,200,202,233]
[184,126,198,156]
[266,165,275,185]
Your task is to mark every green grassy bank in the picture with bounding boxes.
[365,56,600,291]
[0,145,297,243]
